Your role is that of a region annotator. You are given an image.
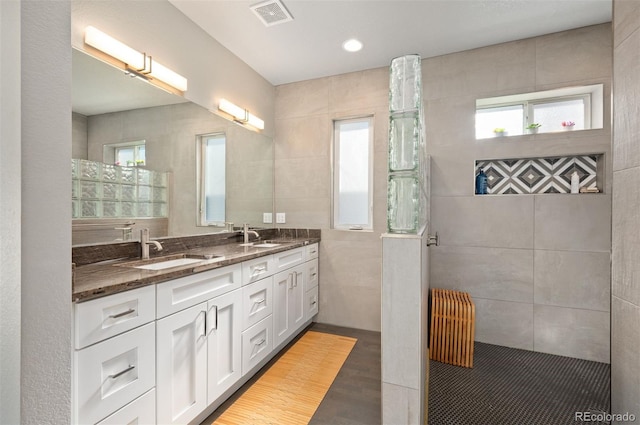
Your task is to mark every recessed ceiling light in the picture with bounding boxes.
[342,38,363,53]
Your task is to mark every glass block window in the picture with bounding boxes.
[71,159,168,219]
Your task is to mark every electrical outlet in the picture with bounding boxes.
[276,212,286,224]
[263,212,273,224]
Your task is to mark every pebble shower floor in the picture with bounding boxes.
[429,341,610,425]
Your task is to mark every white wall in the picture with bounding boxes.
[20,1,72,424]
[1,1,22,423]
[611,0,640,420]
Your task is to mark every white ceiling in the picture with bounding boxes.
[169,0,612,86]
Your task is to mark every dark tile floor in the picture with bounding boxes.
[203,323,612,425]
[200,322,382,425]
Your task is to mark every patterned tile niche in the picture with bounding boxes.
[475,155,601,195]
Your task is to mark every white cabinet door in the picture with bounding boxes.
[242,276,273,330]
[273,269,292,347]
[241,315,273,376]
[290,266,305,331]
[304,286,319,321]
[305,243,319,261]
[242,255,275,286]
[156,302,208,425]
[303,258,319,292]
[273,264,305,348]
[207,288,242,405]
[96,389,156,425]
[74,285,156,349]
[273,246,305,272]
[156,264,242,319]
[75,322,155,425]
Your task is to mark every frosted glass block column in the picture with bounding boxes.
[389,54,421,113]
[387,55,427,234]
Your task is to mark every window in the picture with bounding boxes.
[332,117,373,230]
[476,104,524,138]
[103,140,146,166]
[475,84,603,138]
[197,133,226,226]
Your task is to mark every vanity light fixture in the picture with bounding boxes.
[342,38,363,53]
[218,99,265,130]
[84,26,188,93]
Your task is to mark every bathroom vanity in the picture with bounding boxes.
[71,230,319,425]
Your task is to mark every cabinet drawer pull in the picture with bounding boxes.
[252,266,267,274]
[210,306,218,331]
[109,308,135,319]
[109,364,135,379]
[253,298,265,305]
[311,273,317,277]
[311,301,317,305]
[255,339,266,346]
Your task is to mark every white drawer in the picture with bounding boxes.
[96,388,156,425]
[242,254,275,286]
[156,264,242,319]
[305,243,319,260]
[74,322,155,425]
[242,277,273,330]
[304,258,319,292]
[304,286,319,321]
[241,315,273,376]
[273,247,305,272]
[74,285,155,349]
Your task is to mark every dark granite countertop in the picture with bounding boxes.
[73,229,320,303]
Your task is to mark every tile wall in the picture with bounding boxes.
[426,23,612,363]
[612,0,640,420]
[273,24,613,358]
[476,154,600,194]
[275,67,390,332]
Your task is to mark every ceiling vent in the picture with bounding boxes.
[250,0,294,27]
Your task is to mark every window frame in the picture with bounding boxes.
[196,132,227,227]
[102,139,146,166]
[475,84,603,139]
[331,116,374,231]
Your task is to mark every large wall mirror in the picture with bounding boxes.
[72,48,274,245]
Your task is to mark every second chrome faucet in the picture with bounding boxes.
[243,223,260,244]
[140,228,163,259]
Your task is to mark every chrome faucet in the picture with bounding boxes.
[140,228,163,259]
[243,223,260,244]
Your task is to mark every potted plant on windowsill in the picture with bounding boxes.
[526,123,541,134]
[561,121,575,130]
[493,127,507,137]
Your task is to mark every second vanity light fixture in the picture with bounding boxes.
[84,26,188,94]
[218,99,265,130]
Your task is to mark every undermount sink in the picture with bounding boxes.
[134,257,204,270]
[120,253,224,271]
[239,241,282,248]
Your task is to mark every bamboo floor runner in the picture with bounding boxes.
[212,331,357,425]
